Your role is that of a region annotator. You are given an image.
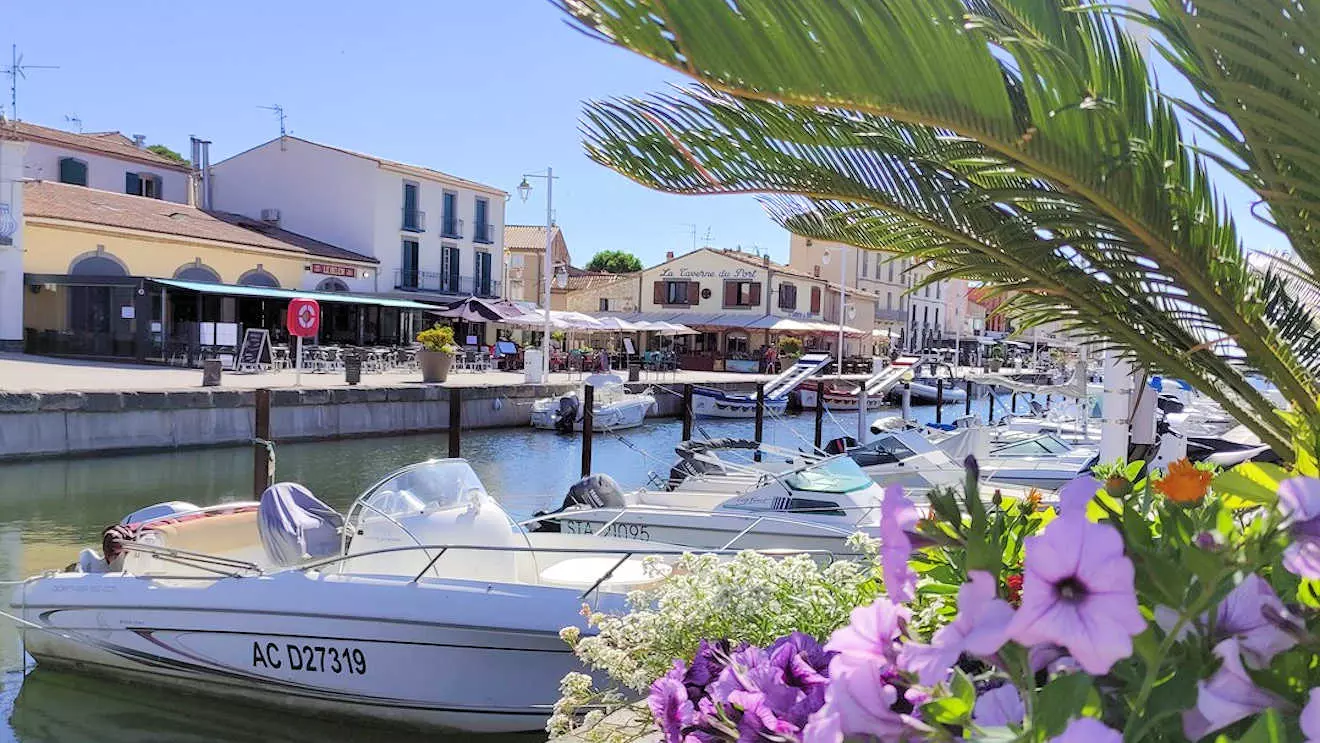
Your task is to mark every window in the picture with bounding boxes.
[474,251,493,296]
[59,157,88,186]
[888,259,895,282]
[726,334,749,354]
[316,277,350,292]
[126,172,162,198]
[599,298,610,312]
[778,282,797,311]
[934,307,940,330]
[886,292,893,310]
[402,182,422,231]
[441,191,459,237]
[400,239,420,289]
[237,269,280,288]
[723,280,761,308]
[474,197,492,243]
[810,286,822,313]
[861,251,869,278]
[654,279,695,306]
[936,282,942,299]
[440,245,460,292]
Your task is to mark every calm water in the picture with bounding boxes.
[0,402,953,742]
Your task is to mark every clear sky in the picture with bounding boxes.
[4,1,1287,266]
[4,0,789,267]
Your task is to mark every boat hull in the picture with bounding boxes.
[798,384,888,411]
[12,571,604,733]
[552,508,875,553]
[908,382,968,403]
[530,396,654,431]
[691,388,789,419]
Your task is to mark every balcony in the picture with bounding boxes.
[874,308,907,322]
[473,222,494,244]
[440,217,464,240]
[402,209,426,233]
[394,269,501,298]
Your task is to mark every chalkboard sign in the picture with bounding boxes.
[236,329,272,372]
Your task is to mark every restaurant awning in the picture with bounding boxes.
[150,278,439,311]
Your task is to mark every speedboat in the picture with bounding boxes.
[797,357,917,411]
[919,423,1096,490]
[8,459,687,734]
[691,352,832,418]
[530,373,656,431]
[908,379,968,404]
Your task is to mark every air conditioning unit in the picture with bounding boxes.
[260,208,281,223]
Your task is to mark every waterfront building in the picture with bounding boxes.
[210,136,507,305]
[0,120,194,350]
[560,267,639,314]
[503,224,571,307]
[786,234,914,350]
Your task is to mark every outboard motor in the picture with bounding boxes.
[1028,400,1046,417]
[824,436,859,455]
[530,473,627,532]
[554,395,580,433]
[1156,394,1186,415]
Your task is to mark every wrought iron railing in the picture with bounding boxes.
[394,270,500,298]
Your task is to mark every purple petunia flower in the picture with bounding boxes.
[973,683,1025,727]
[802,654,917,743]
[705,632,833,740]
[880,484,919,603]
[1302,688,1320,742]
[1215,573,1297,669]
[1059,475,1102,517]
[649,672,696,743]
[1182,638,1284,740]
[898,570,1014,686]
[825,596,910,666]
[1278,477,1320,579]
[1050,717,1122,743]
[1004,502,1145,675]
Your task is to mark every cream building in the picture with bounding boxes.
[561,269,639,314]
[503,224,571,306]
[787,234,911,347]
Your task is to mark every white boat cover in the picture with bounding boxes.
[967,361,1089,398]
[258,483,344,567]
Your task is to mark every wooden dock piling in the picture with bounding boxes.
[448,388,461,458]
[753,383,765,461]
[813,394,825,450]
[964,379,973,416]
[935,378,944,424]
[681,384,694,442]
[253,388,272,497]
[581,384,594,477]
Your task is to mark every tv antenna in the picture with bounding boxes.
[258,104,288,148]
[681,223,697,253]
[64,113,82,132]
[3,45,59,121]
[702,226,713,247]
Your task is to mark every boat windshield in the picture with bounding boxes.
[357,459,490,518]
[784,457,874,494]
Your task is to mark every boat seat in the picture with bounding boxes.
[127,509,264,573]
[538,555,670,592]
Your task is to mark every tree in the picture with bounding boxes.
[586,250,643,273]
[146,144,187,164]
[557,0,1320,462]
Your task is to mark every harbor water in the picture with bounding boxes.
[0,403,954,742]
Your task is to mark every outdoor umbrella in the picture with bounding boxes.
[431,296,525,323]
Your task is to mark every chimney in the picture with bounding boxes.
[199,138,213,211]
[665,251,674,261]
[132,134,146,149]
[762,255,770,267]
[189,137,202,207]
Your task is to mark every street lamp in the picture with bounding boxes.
[518,167,556,380]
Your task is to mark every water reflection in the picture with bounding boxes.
[0,405,939,741]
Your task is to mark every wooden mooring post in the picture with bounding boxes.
[1011,391,1019,414]
[253,388,272,497]
[986,388,996,425]
[581,384,594,477]
[964,379,973,416]
[448,387,462,458]
[681,384,694,442]
[753,383,765,462]
[935,378,944,424]
[813,392,825,451]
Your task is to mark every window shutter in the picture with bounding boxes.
[749,282,762,306]
[810,287,822,313]
[653,281,666,304]
[153,176,164,199]
[125,172,141,195]
[687,281,700,305]
[723,281,736,307]
[60,158,87,186]
[449,247,461,289]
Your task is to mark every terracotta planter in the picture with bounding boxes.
[419,350,454,383]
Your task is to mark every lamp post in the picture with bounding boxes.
[822,247,848,375]
[518,168,556,380]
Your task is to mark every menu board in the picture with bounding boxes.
[215,322,239,347]
[236,329,272,372]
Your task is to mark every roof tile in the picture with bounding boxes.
[1,120,191,171]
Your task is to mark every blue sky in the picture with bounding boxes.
[5,0,787,266]
[5,1,1287,266]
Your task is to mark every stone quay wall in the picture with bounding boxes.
[0,381,763,461]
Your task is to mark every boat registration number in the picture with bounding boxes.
[563,520,651,541]
[252,641,367,675]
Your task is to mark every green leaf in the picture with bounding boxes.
[1213,467,1281,506]
[1236,709,1288,743]
[1034,674,1094,738]
[1296,580,1320,610]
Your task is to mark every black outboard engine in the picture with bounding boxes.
[554,395,580,434]
[824,436,859,455]
[530,473,627,532]
[1156,394,1186,415]
[1028,400,1046,417]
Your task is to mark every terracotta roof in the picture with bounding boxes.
[561,270,637,292]
[714,248,881,299]
[0,120,191,172]
[504,224,560,251]
[23,181,376,264]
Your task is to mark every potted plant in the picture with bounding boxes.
[777,336,803,362]
[415,324,458,383]
[987,344,1004,372]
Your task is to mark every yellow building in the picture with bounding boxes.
[502,224,570,306]
[21,181,434,360]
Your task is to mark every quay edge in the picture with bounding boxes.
[0,381,764,462]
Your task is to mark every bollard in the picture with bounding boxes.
[581,384,594,476]
[253,388,272,497]
[681,384,694,442]
[448,387,462,458]
[901,382,912,421]
[814,389,825,451]
[964,379,973,416]
[753,384,765,462]
[935,378,944,424]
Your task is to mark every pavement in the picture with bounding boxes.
[0,353,782,393]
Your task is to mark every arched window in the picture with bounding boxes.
[237,268,280,288]
[69,253,129,276]
[174,261,221,283]
[316,277,350,292]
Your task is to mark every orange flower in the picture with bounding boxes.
[1155,459,1212,504]
[1025,489,1043,511]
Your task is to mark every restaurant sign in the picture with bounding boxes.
[310,263,356,278]
[659,267,759,279]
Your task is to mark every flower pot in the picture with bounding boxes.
[988,359,1002,372]
[419,350,454,383]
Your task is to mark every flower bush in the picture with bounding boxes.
[555,455,1320,742]
[414,323,457,352]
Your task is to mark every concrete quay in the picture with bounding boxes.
[0,354,782,461]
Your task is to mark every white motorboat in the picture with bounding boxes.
[908,379,968,404]
[531,373,656,431]
[797,357,917,411]
[8,459,694,734]
[918,423,1096,490]
[691,352,832,418]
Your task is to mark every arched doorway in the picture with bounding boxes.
[64,250,134,356]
